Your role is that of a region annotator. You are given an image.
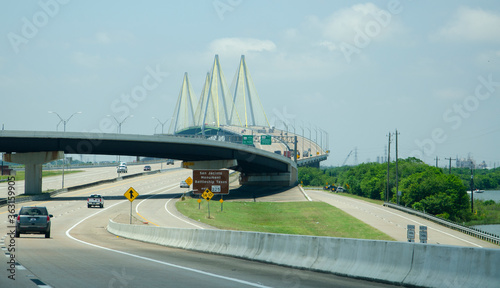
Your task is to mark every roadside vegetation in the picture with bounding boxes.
[176,199,394,241]
[299,158,500,225]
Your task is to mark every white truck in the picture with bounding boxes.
[117,164,127,173]
[87,194,104,208]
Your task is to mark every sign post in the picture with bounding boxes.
[407,224,415,242]
[184,176,192,200]
[419,226,427,243]
[124,187,139,224]
[201,188,214,218]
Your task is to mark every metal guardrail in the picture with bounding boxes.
[384,202,500,246]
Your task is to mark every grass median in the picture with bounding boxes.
[176,198,394,241]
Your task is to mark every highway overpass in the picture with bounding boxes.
[0,130,301,194]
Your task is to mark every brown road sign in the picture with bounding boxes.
[193,170,229,195]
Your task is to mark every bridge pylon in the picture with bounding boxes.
[230,55,270,128]
[168,72,197,134]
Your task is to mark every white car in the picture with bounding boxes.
[117,165,127,173]
[180,181,189,188]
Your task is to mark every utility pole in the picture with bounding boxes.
[386,132,392,202]
[445,157,456,174]
[395,130,400,205]
[470,163,474,213]
[354,147,358,166]
[435,156,439,168]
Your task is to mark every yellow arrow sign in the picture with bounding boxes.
[124,187,139,202]
[185,176,193,186]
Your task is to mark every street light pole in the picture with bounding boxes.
[152,117,170,134]
[48,111,82,132]
[48,111,81,188]
[107,114,133,164]
[107,114,134,134]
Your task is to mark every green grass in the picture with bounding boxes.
[332,192,386,205]
[465,200,500,226]
[1,170,83,181]
[176,198,394,241]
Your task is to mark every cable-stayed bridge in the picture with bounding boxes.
[166,54,329,166]
[0,55,328,195]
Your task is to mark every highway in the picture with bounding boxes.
[0,168,401,288]
[0,161,178,198]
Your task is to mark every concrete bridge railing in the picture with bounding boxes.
[108,220,500,288]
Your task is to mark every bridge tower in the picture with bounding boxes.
[200,55,241,134]
[230,55,270,128]
[168,72,197,134]
[194,72,213,128]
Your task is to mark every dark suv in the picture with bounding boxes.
[15,206,53,238]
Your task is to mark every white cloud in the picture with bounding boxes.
[209,38,276,56]
[433,6,500,42]
[316,41,338,52]
[320,3,401,43]
[96,32,111,44]
[73,52,101,68]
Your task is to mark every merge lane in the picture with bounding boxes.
[307,189,499,249]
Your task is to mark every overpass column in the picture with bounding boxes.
[4,151,64,195]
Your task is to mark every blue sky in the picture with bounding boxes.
[1,0,500,167]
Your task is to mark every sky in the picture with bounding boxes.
[1,0,500,167]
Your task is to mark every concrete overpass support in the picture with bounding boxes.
[240,163,298,186]
[4,151,64,195]
[182,159,298,187]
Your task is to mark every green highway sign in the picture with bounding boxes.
[242,135,254,145]
[260,135,272,145]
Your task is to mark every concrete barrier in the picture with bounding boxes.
[107,220,500,288]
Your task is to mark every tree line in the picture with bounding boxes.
[299,158,500,223]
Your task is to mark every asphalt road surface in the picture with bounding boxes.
[0,161,179,198]
[0,169,402,288]
[306,189,499,249]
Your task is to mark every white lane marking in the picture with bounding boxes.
[309,190,483,248]
[135,183,178,214]
[164,198,206,229]
[65,203,271,287]
[65,184,270,287]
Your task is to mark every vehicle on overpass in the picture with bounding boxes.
[143,165,151,171]
[87,194,104,208]
[117,164,127,173]
[180,180,189,188]
[166,159,174,165]
[15,206,53,238]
